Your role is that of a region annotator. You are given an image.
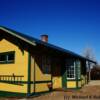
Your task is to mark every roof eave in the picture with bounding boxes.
[0,26,96,64]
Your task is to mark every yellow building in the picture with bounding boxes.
[0,26,96,97]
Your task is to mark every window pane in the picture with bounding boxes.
[0,55,6,62]
[72,75,74,78]
[67,71,69,74]
[8,53,14,61]
[67,74,70,78]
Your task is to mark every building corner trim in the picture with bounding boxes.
[27,52,31,96]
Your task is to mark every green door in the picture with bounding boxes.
[62,66,67,89]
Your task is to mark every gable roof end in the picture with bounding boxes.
[0,26,36,46]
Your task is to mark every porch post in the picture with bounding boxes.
[75,60,78,89]
[88,61,91,82]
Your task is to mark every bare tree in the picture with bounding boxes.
[83,47,96,62]
[83,47,96,82]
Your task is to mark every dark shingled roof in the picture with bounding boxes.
[0,26,96,63]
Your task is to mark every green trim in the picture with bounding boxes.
[75,60,82,88]
[62,65,67,89]
[0,61,14,64]
[67,79,82,81]
[35,80,52,83]
[0,90,52,97]
[0,91,26,97]
[0,80,52,84]
[27,53,31,95]
[0,80,27,84]
[0,81,24,86]
[51,62,53,90]
[75,60,78,89]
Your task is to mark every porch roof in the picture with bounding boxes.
[0,26,96,64]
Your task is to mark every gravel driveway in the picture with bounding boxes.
[86,80,100,86]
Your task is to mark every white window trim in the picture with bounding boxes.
[66,61,76,80]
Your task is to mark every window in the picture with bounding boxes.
[66,59,76,79]
[0,51,15,64]
[42,55,51,74]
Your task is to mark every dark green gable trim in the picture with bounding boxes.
[27,53,31,96]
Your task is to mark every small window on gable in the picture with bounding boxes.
[0,51,15,64]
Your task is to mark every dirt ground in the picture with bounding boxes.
[1,84,100,100]
[27,85,100,100]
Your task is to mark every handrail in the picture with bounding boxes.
[0,74,24,83]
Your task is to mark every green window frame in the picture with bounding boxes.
[0,51,15,64]
[77,60,81,79]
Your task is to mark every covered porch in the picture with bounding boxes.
[28,37,97,93]
[51,55,86,90]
